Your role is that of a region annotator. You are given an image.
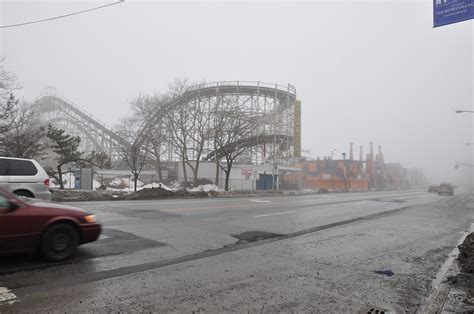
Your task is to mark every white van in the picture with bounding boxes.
[0,157,51,200]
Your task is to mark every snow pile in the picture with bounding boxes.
[49,179,60,189]
[110,177,125,187]
[109,177,128,189]
[93,180,102,190]
[108,177,144,189]
[141,182,173,191]
[49,173,76,189]
[171,181,182,189]
[107,187,134,192]
[188,184,220,192]
[105,181,173,192]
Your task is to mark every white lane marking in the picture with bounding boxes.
[255,211,296,218]
[99,234,110,240]
[0,287,18,304]
[249,199,270,203]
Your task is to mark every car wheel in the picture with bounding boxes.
[13,190,34,198]
[40,223,78,262]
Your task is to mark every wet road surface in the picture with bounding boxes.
[0,190,472,312]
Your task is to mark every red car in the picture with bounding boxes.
[0,189,101,262]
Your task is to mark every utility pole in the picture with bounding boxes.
[330,149,336,190]
[455,110,474,188]
[342,152,347,192]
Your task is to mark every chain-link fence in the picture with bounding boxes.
[174,177,255,191]
[88,171,256,192]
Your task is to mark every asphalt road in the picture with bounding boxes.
[0,190,473,312]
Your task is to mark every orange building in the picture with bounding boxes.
[282,142,423,191]
[282,143,369,191]
[293,158,369,191]
[284,142,375,191]
[281,142,426,191]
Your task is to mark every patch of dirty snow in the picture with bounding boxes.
[188,184,220,192]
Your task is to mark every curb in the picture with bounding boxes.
[421,223,474,313]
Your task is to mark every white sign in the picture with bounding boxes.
[241,167,253,176]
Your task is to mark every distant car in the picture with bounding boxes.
[438,183,454,196]
[0,156,51,200]
[0,189,101,262]
[428,185,439,193]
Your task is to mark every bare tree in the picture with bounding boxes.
[165,79,192,183]
[211,96,226,187]
[0,63,45,159]
[185,98,212,184]
[116,117,150,192]
[0,100,46,158]
[167,99,191,183]
[0,61,18,100]
[127,78,213,186]
[131,94,170,182]
[213,104,256,191]
[167,103,212,184]
[0,94,17,145]
[166,79,212,185]
[121,142,149,192]
[0,61,19,135]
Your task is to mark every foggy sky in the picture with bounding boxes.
[1,0,472,186]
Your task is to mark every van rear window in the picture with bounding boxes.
[5,160,38,176]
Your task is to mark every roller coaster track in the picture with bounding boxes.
[33,95,129,155]
[34,81,298,163]
[135,81,297,163]
[139,81,296,136]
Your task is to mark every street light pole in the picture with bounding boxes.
[455,111,474,186]
[330,149,336,190]
[455,162,474,168]
[342,152,347,192]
